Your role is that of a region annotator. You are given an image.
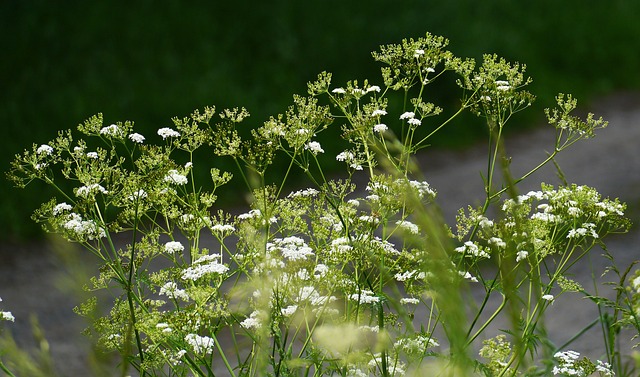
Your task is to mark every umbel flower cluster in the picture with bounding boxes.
[6,32,633,376]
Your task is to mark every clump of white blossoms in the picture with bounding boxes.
[76,183,108,197]
[36,144,54,155]
[267,236,314,261]
[181,254,228,281]
[128,132,145,143]
[63,213,106,240]
[373,123,388,133]
[159,281,189,301]
[305,141,324,155]
[99,124,124,138]
[164,169,188,185]
[157,127,181,139]
[0,297,14,322]
[552,350,613,376]
[164,241,184,253]
[184,333,215,354]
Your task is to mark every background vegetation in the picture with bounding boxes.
[3,0,640,241]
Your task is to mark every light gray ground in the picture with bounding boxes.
[1,93,639,376]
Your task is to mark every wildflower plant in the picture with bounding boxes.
[6,32,634,376]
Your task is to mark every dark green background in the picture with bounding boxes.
[2,0,639,241]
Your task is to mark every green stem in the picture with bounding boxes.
[0,361,17,377]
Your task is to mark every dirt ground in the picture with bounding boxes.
[1,92,639,376]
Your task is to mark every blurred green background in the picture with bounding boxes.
[2,0,640,241]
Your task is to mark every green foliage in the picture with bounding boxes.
[4,31,636,376]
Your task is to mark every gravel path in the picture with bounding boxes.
[1,93,639,375]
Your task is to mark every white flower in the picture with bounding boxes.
[367,85,381,93]
[267,236,314,261]
[211,223,235,233]
[349,289,379,304]
[128,189,148,201]
[76,183,108,197]
[185,334,215,354]
[99,124,123,137]
[542,294,554,302]
[400,297,420,305]
[63,213,106,239]
[489,237,506,249]
[336,151,354,161]
[288,188,319,198]
[128,133,145,143]
[157,127,181,139]
[331,87,346,94]
[373,123,388,133]
[426,67,435,73]
[400,111,415,120]
[159,281,189,301]
[52,202,72,215]
[86,151,99,159]
[408,118,421,126]
[395,270,417,282]
[595,360,614,376]
[459,271,479,282]
[371,109,387,117]
[414,49,425,57]
[238,209,262,220]
[455,241,490,258]
[396,220,419,235]
[156,322,173,333]
[516,250,529,262]
[164,241,184,253]
[182,255,228,280]
[240,310,263,330]
[1,311,14,322]
[37,144,54,155]
[164,170,188,185]
[305,141,324,155]
[313,264,329,278]
[281,305,298,317]
[495,80,510,91]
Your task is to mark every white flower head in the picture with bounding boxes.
[240,310,263,330]
[305,141,324,155]
[400,112,415,120]
[367,85,381,93]
[516,250,529,262]
[371,109,387,117]
[37,144,54,155]
[164,170,188,185]
[336,151,354,161]
[331,87,346,94]
[414,49,425,57]
[407,117,422,126]
[99,124,123,138]
[128,189,148,201]
[1,311,14,322]
[396,220,419,235]
[164,241,184,253]
[157,127,180,139]
[542,294,554,302]
[373,123,388,133]
[53,202,73,215]
[185,334,214,354]
[128,133,145,143]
